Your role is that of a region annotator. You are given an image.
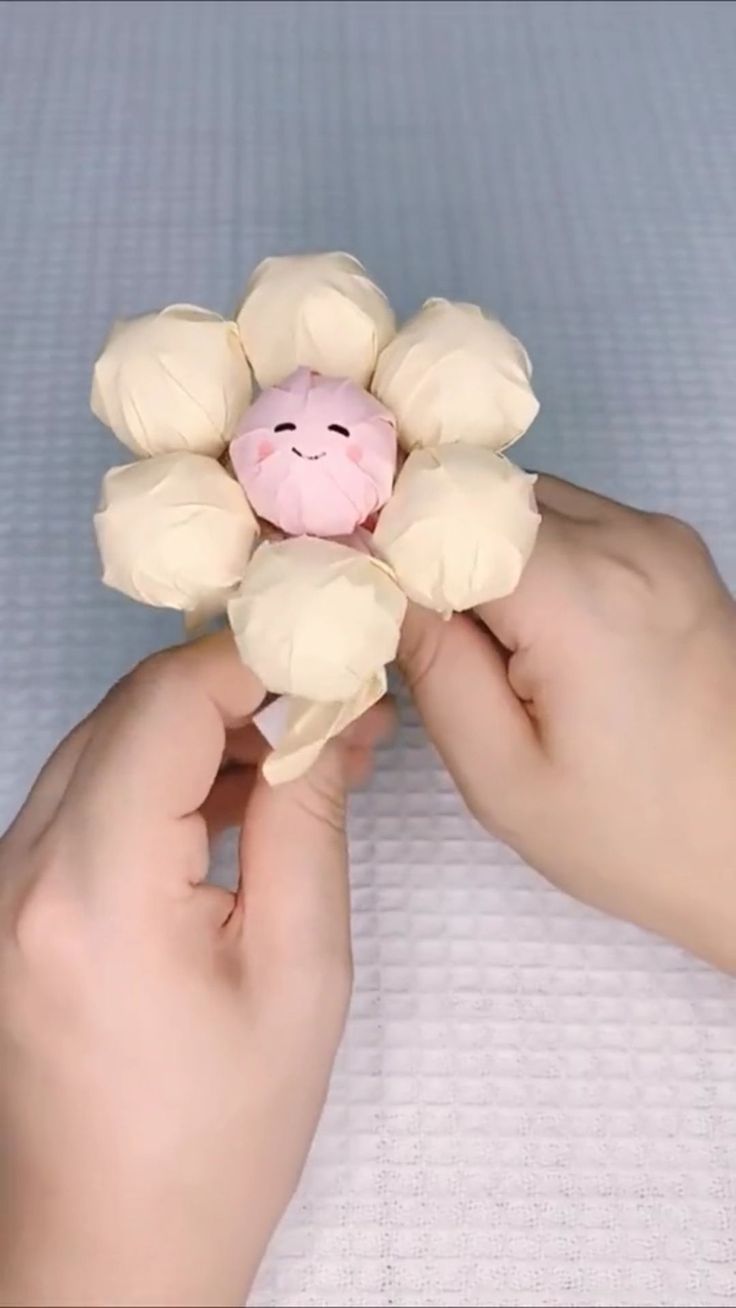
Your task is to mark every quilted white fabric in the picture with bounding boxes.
[1,2,735,1305]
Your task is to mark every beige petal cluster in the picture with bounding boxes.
[95,453,258,611]
[372,298,539,452]
[228,537,406,701]
[373,445,540,615]
[236,252,395,388]
[89,251,545,787]
[91,305,252,458]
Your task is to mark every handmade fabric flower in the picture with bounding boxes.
[91,251,540,782]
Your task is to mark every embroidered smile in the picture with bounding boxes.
[291,448,326,461]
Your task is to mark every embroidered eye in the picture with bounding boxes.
[274,422,296,433]
[328,424,350,438]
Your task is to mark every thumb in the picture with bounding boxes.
[237,736,354,1044]
[398,604,544,833]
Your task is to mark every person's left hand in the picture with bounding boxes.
[0,632,391,1308]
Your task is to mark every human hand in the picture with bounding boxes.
[400,476,736,970]
[0,632,391,1307]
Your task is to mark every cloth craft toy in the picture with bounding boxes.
[92,253,541,782]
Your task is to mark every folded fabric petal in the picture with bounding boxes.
[95,453,258,610]
[236,252,395,388]
[259,673,386,784]
[91,305,252,457]
[228,537,406,701]
[373,445,540,614]
[372,298,538,452]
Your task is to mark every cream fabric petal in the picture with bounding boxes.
[91,305,252,457]
[373,445,540,615]
[261,673,386,785]
[371,298,539,452]
[236,252,395,388]
[228,537,406,701]
[95,453,258,611]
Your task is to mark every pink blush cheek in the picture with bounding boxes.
[230,431,273,474]
[348,443,364,465]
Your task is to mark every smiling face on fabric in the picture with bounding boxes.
[230,367,398,537]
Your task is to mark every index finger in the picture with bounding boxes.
[62,630,264,836]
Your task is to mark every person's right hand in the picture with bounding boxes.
[399,476,736,971]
